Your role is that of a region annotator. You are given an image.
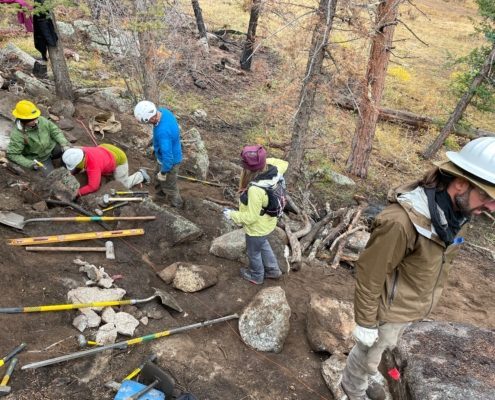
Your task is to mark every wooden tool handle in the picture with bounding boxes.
[26,246,105,252]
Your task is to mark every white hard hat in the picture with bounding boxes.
[134,100,157,123]
[446,137,495,185]
[62,148,84,171]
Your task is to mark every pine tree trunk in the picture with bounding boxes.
[47,12,74,100]
[346,0,400,178]
[191,0,208,44]
[422,42,495,159]
[287,0,337,185]
[240,0,262,71]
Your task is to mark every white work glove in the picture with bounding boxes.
[223,208,234,220]
[156,172,167,182]
[353,325,378,347]
[32,161,40,171]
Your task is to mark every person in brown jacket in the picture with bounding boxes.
[341,137,495,400]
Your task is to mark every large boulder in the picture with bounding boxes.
[14,71,55,102]
[239,286,291,353]
[306,294,354,353]
[180,127,209,180]
[50,99,75,118]
[393,322,495,400]
[73,20,135,56]
[78,87,133,113]
[56,21,76,40]
[0,43,36,70]
[129,200,203,245]
[40,168,80,202]
[172,263,218,293]
[209,228,289,272]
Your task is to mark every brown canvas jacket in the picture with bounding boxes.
[354,182,466,327]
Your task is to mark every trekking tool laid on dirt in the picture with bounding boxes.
[0,358,18,397]
[123,361,175,400]
[177,175,224,187]
[22,314,239,370]
[0,211,156,230]
[26,240,116,259]
[110,189,149,197]
[95,201,129,216]
[0,288,182,314]
[0,343,26,368]
[102,195,145,205]
[7,229,144,246]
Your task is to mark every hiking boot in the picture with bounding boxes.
[366,381,386,400]
[240,268,263,285]
[139,168,151,184]
[341,383,367,400]
[264,270,282,279]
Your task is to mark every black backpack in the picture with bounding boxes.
[240,177,288,218]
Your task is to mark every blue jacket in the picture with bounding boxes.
[153,108,182,173]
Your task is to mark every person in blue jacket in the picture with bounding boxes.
[134,100,183,207]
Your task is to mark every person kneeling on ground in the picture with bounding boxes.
[133,100,183,208]
[224,145,288,285]
[340,137,495,400]
[7,100,70,174]
[62,143,150,197]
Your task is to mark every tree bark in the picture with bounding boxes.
[240,0,262,71]
[136,0,160,104]
[191,0,208,47]
[47,12,74,100]
[422,42,495,159]
[346,0,401,178]
[287,0,337,185]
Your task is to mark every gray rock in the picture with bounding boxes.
[0,116,11,151]
[192,109,207,119]
[321,353,347,400]
[113,312,139,336]
[73,20,135,56]
[50,99,75,118]
[181,127,209,180]
[41,168,80,202]
[72,314,88,332]
[172,263,218,293]
[202,200,237,234]
[121,305,143,320]
[239,287,291,353]
[394,322,495,400]
[345,230,370,254]
[306,294,354,353]
[56,21,75,39]
[136,200,203,245]
[143,304,165,320]
[158,262,179,284]
[14,71,55,102]
[140,316,149,326]
[32,201,48,212]
[67,287,126,311]
[57,118,75,131]
[0,43,36,69]
[330,170,355,187]
[96,323,118,345]
[101,307,116,324]
[79,308,101,328]
[209,228,289,273]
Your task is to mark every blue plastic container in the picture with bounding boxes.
[114,380,165,400]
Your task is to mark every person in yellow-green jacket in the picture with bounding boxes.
[7,100,70,174]
[62,144,150,196]
[223,145,288,285]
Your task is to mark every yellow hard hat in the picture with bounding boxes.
[12,100,41,120]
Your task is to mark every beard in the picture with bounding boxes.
[454,189,473,217]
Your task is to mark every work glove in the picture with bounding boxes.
[353,325,378,347]
[32,161,40,171]
[223,208,234,220]
[156,172,167,182]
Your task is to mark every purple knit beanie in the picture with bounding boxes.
[241,145,267,171]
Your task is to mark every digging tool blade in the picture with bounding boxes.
[0,212,26,230]
[152,287,183,313]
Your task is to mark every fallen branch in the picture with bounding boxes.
[329,225,365,252]
[205,196,237,208]
[300,208,344,253]
[317,208,355,254]
[293,212,312,239]
[284,222,302,270]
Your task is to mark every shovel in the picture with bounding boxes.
[0,288,182,314]
[0,211,156,230]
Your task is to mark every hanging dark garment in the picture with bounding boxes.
[33,0,57,61]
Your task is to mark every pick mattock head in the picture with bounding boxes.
[77,334,88,348]
[0,386,11,396]
[152,287,183,313]
[105,241,115,260]
[102,194,110,205]
[94,208,103,216]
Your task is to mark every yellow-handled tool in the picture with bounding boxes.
[0,288,182,314]
[123,353,158,380]
[0,358,18,396]
[0,343,26,368]
[7,229,144,246]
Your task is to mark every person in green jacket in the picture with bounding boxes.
[223,145,288,285]
[340,137,495,400]
[7,100,70,174]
